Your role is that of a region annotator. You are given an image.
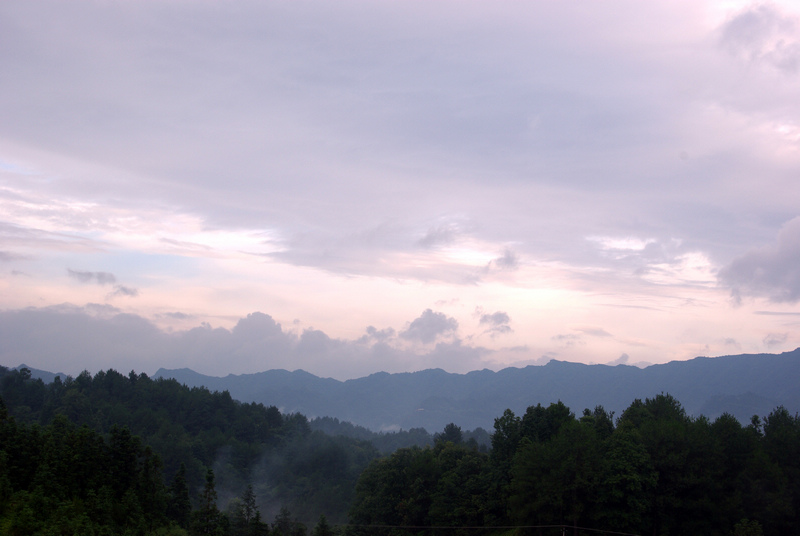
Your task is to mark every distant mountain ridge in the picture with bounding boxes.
[14,364,68,384]
[153,349,800,432]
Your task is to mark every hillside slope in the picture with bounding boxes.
[154,348,800,431]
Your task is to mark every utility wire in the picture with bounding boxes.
[335,523,640,536]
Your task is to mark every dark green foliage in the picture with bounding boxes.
[309,417,438,453]
[168,463,193,528]
[311,514,333,536]
[0,409,170,534]
[512,419,599,529]
[349,394,800,536]
[594,424,656,532]
[580,405,615,440]
[192,469,222,535]
[0,365,380,529]
[434,423,462,445]
[760,406,800,531]
[272,506,306,536]
[237,484,258,526]
[309,416,490,454]
[349,441,491,534]
[732,518,764,536]
[489,407,520,501]
[228,484,269,536]
[4,361,800,536]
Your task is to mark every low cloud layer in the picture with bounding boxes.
[0,306,489,379]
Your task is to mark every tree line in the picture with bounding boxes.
[3,364,800,535]
[309,416,491,453]
[0,365,378,534]
[349,396,800,535]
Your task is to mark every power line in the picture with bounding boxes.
[336,523,641,536]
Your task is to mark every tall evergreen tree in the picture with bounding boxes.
[192,469,222,535]
[168,463,192,528]
[434,423,463,445]
[312,514,334,536]
[230,483,261,536]
[241,484,257,525]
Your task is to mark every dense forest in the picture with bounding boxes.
[350,399,800,535]
[0,366,377,534]
[2,365,800,535]
[308,416,491,454]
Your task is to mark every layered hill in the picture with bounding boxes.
[154,348,800,432]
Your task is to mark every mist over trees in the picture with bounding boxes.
[308,416,491,453]
[0,365,377,534]
[2,364,800,535]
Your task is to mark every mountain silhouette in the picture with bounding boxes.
[153,348,800,432]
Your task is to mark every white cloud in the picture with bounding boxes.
[640,252,717,287]
[400,309,459,345]
[588,236,656,252]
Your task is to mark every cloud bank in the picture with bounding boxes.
[0,306,495,380]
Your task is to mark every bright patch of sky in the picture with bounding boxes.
[589,237,657,251]
[1,0,800,379]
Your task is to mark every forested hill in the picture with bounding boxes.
[154,348,800,432]
[5,364,800,535]
[0,365,379,532]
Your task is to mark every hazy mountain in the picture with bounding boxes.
[153,349,800,432]
[14,364,68,384]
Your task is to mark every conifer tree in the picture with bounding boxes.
[168,463,192,528]
[312,514,334,536]
[192,468,222,535]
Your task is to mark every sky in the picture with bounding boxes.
[1,0,800,380]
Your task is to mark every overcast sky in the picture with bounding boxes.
[2,0,800,380]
